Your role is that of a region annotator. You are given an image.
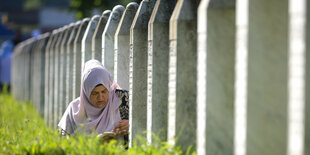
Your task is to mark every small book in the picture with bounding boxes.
[97,132,116,141]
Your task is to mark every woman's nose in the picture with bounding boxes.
[98,93,103,100]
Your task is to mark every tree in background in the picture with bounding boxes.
[69,0,142,19]
[22,0,142,19]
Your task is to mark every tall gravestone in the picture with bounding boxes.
[19,39,28,100]
[38,34,50,116]
[168,0,199,151]
[59,24,74,116]
[26,39,34,101]
[197,0,236,154]
[54,27,67,128]
[92,10,111,60]
[129,0,156,145]
[18,39,29,101]
[32,33,50,116]
[102,5,125,75]
[73,18,90,99]
[305,0,310,154]
[81,15,100,70]
[24,38,35,101]
[115,2,139,91]
[287,0,309,155]
[66,21,81,105]
[147,0,177,143]
[44,30,57,125]
[49,29,61,127]
[247,0,288,154]
[30,39,40,107]
[12,42,24,100]
[23,41,29,101]
[233,0,248,154]
[19,42,26,100]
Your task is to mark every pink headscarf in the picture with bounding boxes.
[58,59,121,135]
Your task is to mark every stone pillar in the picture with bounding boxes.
[32,33,50,116]
[20,42,26,100]
[246,0,288,154]
[234,0,248,154]
[19,39,29,101]
[92,10,111,60]
[19,41,27,100]
[24,38,35,101]
[31,39,40,106]
[44,30,57,125]
[16,40,27,100]
[49,29,61,127]
[197,0,236,154]
[129,0,156,145]
[73,18,90,99]
[66,21,81,105]
[305,1,310,154]
[167,0,199,150]
[81,15,100,70]
[59,24,74,117]
[12,42,24,100]
[287,0,308,155]
[147,0,177,143]
[54,27,67,128]
[102,5,125,74]
[115,2,138,91]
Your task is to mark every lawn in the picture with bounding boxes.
[0,93,192,154]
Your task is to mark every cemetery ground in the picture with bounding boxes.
[0,92,195,154]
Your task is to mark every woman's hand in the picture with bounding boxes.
[112,120,129,138]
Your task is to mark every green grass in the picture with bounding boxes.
[0,93,193,154]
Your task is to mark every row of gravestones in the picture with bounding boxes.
[11,0,310,154]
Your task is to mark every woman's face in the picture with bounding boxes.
[89,85,109,108]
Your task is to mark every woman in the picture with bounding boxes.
[58,59,129,141]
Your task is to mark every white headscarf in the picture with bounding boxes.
[58,59,121,134]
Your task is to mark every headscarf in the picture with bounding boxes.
[58,59,121,135]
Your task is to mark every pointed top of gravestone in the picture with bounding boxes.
[60,25,68,31]
[110,5,125,22]
[113,5,125,12]
[38,32,50,40]
[102,10,111,16]
[69,22,75,27]
[75,20,82,25]
[115,2,139,35]
[131,0,156,30]
[67,23,75,31]
[91,15,100,21]
[126,2,139,10]
[82,18,90,23]
[52,29,58,35]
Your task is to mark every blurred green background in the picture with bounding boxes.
[0,0,142,42]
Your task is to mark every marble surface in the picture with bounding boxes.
[168,0,199,151]
[247,0,288,154]
[66,21,81,105]
[147,0,177,143]
[72,18,90,100]
[102,5,125,74]
[129,0,156,145]
[92,10,111,61]
[115,2,138,90]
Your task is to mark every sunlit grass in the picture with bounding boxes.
[0,93,193,154]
